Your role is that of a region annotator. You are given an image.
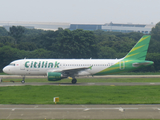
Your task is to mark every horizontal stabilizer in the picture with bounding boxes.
[132,61,154,67]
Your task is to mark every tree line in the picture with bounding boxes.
[0,22,160,72]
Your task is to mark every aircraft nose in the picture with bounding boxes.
[3,66,8,74]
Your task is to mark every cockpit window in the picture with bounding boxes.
[9,63,15,66]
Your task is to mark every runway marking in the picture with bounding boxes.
[84,108,90,111]
[1,82,160,87]
[119,108,125,112]
[87,83,95,85]
[6,111,12,119]
[150,83,155,85]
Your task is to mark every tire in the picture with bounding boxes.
[21,80,25,84]
[72,79,77,84]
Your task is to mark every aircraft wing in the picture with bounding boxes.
[47,66,92,76]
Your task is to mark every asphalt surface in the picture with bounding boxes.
[1,75,160,79]
[1,82,160,86]
[1,104,160,119]
[1,75,160,119]
[1,75,160,87]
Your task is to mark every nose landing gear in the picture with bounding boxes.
[21,76,25,84]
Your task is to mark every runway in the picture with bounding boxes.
[1,104,160,119]
[1,75,160,119]
[1,75,160,86]
[1,82,160,86]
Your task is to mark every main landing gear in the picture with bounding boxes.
[72,78,77,84]
[21,76,25,84]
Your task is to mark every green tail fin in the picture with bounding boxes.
[124,35,151,60]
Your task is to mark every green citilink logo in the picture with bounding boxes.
[54,61,59,68]
[25,61,60,68]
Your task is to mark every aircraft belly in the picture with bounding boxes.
[91,67,107,74]
[77,71,90,76]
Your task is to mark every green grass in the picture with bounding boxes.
[1,119,160,120]
[0,72,8,75]
[2,77,160,83]
[0,85,160,104]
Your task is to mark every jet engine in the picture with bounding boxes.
[47,72,62,81]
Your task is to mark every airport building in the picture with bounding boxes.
[0,21,155,34]
[0,21,70,31]
[69,23,155,34]
[102,22,155,34]
[69,24,102,31]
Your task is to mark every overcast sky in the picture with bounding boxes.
[0,0,160,24]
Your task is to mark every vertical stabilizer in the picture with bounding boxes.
[123,35,151,60]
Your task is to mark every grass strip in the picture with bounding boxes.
[1,119,160,120]
[0,85,160,104]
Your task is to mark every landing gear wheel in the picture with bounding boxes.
[21,80,25,84]
[72,79,77,84]
[21,76,25,84]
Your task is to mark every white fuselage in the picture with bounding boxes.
[3,59,122,76]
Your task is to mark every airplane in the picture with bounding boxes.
[3,35,154,84]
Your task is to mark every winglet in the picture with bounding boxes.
[123,35,151,60]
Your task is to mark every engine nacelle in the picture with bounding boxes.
[47,72,62,81]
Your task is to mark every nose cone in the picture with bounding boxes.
[3,67,7,73]
[3,66,9,74]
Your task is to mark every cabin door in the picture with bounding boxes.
[20,61,25,70]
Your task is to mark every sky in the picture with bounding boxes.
[0,0,160,24]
